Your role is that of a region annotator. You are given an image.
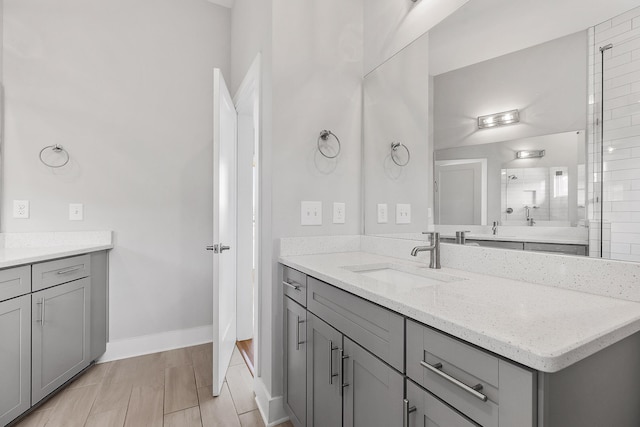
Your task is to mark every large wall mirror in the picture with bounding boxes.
[363,0,640,262]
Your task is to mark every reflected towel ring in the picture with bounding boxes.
[39,144,70,168]
[317,130,341,159]
[391,142,410,166]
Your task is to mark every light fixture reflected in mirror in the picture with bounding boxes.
[477,109,520,129]
[516,150,545,159]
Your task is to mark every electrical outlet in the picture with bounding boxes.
[69,203,84,221]
[13,200,29,219]
[333,202,346,224]
[396,204,411,224]
[301,201,322,226]
[377,204,388,224]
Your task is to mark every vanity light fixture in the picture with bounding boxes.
[516,150,545,159]
[477,109,520,129]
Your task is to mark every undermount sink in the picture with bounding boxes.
[342,263,466,288]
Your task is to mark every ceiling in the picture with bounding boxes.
[429,0,639,75]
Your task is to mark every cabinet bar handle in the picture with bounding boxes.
[282,280,301,291]
[403,399,417,427]
[41,297,46,326]
[329,341,339,384]
[295,317,305,350]
[420,360,488,402]
[56,266,83,275]
[339,349,349,396]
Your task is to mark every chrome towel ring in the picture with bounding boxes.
[318,130,341,159]
[39,144,70,168]
[391,142,410,166]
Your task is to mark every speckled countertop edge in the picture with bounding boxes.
[279,251,640,373]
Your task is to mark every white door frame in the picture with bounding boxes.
[435,158,488,225]
[232,54,261,369]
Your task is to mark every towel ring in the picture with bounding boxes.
[391,142,410,166]
[39,144,70,168]
[317,130,341,159]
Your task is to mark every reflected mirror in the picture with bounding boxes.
[363,0,640,262]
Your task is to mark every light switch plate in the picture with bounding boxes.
[333,202,346,224]
[396,204,411,224]
[377,204,388,223]
[301,201,322,226]
[13,200,29,219]
[69,203,84,221]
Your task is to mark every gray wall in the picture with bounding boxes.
[2,0,231,342]
[434,30,588,150]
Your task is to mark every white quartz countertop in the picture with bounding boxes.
[279,251,640,373]
[0,231,113,268]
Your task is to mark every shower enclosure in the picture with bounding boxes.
[589,5,640,262]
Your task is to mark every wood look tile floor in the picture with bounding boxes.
[14,344,293,427]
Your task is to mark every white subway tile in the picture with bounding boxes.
[614,7,640,27]
[612,222,640,233]
[612,231,640,244]
[611,242,632,254]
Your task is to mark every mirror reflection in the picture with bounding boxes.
[363,0,640,262]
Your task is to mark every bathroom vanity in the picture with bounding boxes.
[280,246,640,427]
[0,234,112,427]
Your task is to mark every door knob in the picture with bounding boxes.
[206,244,231,253]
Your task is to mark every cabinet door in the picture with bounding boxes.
[406,380,476,427]
[32,278,91,404]
[306,314,342,427]
[343,337,403,427]
[284,297,307,427]
[0,295,31,426]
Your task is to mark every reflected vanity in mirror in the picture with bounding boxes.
[362,0,640,262]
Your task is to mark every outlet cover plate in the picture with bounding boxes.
[396,204,411,224]
[13,200,29,219]
[333,202,346,224]
[69,203,84,221]
[301,201,322,226]
[377,204,388,224]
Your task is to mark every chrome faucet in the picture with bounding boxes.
[455,230,471,245]
[412,232,441,269]
[492,221,499,235]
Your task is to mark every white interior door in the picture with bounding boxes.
[212,68,237,396]
[435,159,487,225]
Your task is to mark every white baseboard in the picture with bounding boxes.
[98,324,213,363]
[254,376,288,427]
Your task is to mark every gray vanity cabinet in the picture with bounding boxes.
[306,313,342,427]
[284,296,307,427]
[342,337,403,427]
[0,295,31,427]
[31,277,91,404]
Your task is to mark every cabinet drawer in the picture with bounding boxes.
[407,320,535,427]
[307,277,404,372]
[0,265,31,302]
[32,255,91,292]
[282,266,307,307]
[407,379,477,427]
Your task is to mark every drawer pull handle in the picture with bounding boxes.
[295,316,305,350]
[403,399,417,427]
[329,341,339,384]
[282,280,301,291]
[56,266,83,275]
[420,360,488,402]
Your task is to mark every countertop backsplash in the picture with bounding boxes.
[280,234,640,302]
